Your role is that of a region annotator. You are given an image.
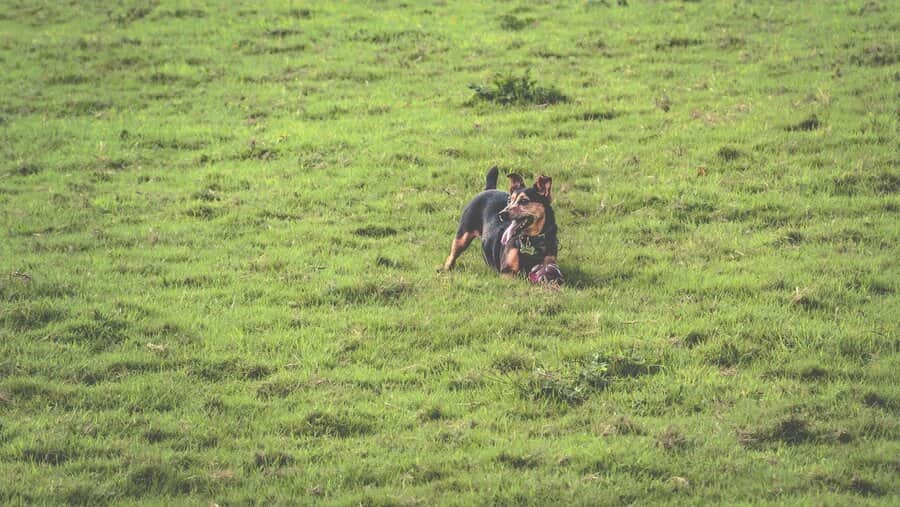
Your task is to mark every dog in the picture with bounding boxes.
[443,166,559,278]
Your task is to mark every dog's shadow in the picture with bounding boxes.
[561,265,622,289]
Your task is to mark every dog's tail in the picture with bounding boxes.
[484,166,499,191]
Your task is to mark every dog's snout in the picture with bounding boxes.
[498,209,510,221]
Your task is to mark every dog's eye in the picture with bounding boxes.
[519,199,530,205]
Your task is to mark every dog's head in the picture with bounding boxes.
[499,173,553,245]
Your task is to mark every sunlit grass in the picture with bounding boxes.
[0,0,897,504]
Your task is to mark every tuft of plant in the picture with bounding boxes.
[520,368,589,406]
[468,71,569,106]
[519,355,608,406]
[497,14,534,31]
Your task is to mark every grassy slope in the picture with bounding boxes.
[0,0,897,504]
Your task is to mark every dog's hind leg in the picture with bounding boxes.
[443,230,480,271]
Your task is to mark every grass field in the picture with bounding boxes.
[1,0,898,504]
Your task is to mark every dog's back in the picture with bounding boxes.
[456,190,509,270]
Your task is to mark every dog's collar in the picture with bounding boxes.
[514,233,552,256]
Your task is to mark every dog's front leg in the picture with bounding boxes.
[500,248,520,276]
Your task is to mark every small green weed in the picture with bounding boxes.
[469,70,568,106]
[498,14,534,31]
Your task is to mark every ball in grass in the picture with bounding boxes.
[528,263,563,285]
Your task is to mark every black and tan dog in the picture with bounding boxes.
[443,167,558,276]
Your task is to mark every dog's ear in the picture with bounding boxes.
[507,173,526,194]
[534,175,552,202]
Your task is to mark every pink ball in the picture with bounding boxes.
[528,263,563,285]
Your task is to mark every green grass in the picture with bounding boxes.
[1,0,898,504]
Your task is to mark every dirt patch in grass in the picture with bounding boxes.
[154,8,207,19]
[234,143,281,161]
[188,357,273,381]
[62,484,110,506]
[1,301,67,331]
[786,115,821,132]
[21,447,70,466]
[354,225,398,238]
[375,256,404,269]
[498,14,534,31]
[862,391,897,411]
[184,203,223,220]
[655,38,703,50]
[125,463,209,497]
[701,341,763,367]
[492,353,530,373]
[264,28,302,38]
[496,451,541,469]
[602,353,661,378]
[72,359,165,385]
[60,310,130,351]
[673,331,708,348]
[0,378,59,401]
[257,378,305,399]
[738,416,817,448]
[594,415,645,437]
[10,164,42,176]
[161,275,215,289]
[351,29,429,44]
[851,44,897,66]
[327,280,412,306]
[248,450,296,470]
[657,426,690,452]
[447,371,485,391]
[790,287,828,311]
[286,411,375,438]
[418,405,451,422]
[718,35,745,49]
[574,110,618,121]
[810,472,887,497]
[717,146,744,161]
